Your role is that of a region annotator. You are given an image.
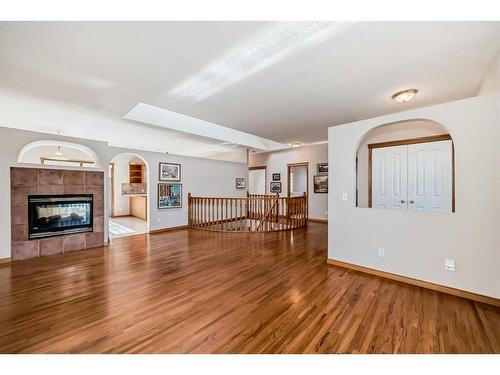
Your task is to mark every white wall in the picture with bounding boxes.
[109,147,247,232]
[479,51,500,95]
[328,95,500,298]
[249,143,328,220]
[356,120,449,207]
[0,127,110,260]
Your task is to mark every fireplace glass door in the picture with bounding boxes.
[28,195,93,239]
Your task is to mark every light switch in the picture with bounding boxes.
[342,193,348,201]
[445,259,455,271]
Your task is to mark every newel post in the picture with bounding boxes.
[303,192,308,226]
[188,193,192,227]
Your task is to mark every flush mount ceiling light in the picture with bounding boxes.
[392,89,418,103]
[290,142,303,148]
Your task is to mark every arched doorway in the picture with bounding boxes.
[355,119,455,212]
[108,153,149,239]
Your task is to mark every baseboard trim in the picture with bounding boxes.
[149,225,189,234]
[308,218,328,224]
[327,258,500,307]
[0,257,11,265]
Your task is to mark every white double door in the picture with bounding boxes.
[372,140,452,212]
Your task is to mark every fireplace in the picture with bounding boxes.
[28,194,93,239]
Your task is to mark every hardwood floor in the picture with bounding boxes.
[0,223,499,354]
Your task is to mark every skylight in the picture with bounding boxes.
[124,103,288,152]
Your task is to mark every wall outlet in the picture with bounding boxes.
[378,248,385,258]
[325,210,328,216]
[342,193,348,201]
[445,259,455,271]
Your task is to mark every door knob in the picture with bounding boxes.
[410,200,415,204]
[400,200,405,203]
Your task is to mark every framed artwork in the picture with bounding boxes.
[317,162,328,175]
[159,162,181,181]
[158,183,182,209]
[235,178,246,189]
[272,173,281,181]
[313,175,328,193]
[270,182,282,194]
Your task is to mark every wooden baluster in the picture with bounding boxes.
[211,198,215,230]
[240,198,243,231]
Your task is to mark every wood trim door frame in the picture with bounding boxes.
[287,162,309,197]
[248,165,267,194]
[109,162,115,217]
[367,134,455,211]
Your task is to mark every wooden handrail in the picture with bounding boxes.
[188,193,307,232]
[255,194,280,231]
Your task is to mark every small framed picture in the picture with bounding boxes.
[313,175,328,193]
[159,162,181,181]
[317,162,328,175]
[270,182,282,193]
[235,177,246,189]
[158,183,182,209]
[272,173,281,181]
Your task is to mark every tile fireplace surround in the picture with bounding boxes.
[10,167,105,261]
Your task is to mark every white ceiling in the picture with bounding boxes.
[0,21,499,149]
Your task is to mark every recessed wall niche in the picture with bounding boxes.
[356,120,455,213]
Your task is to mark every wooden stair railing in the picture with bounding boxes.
[255,194,280,231]
[188,192,307,232]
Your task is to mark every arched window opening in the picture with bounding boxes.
[356,119,455,213]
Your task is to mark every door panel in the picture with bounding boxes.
[407,140,452,213]
[249,169,266,195]
[372,145,408,210]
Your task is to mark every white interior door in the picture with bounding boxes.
[289,166,308,197]
[407,140,453,212]
[371,145,408,209]
[249,169,266,195]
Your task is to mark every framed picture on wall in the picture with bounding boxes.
[159,162,181,181]
[270,182,282,194]
[313,175,328,193]
[317,162,328,175]
[235,177,246,189]
[158,183,182,209]
[272,173,281,181]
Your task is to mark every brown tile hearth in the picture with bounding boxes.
[85,232,104,249]
[38,169,63,186]
[10,167,105,261]
[93,216,104,233]
[63,234,86,252]
[12,241,39,260]
[11,224,28,243]
[85,171,104,187]
[85,187,104,203]
[40,237,64,256]
[11,167,38,187]
[63,170,85,186]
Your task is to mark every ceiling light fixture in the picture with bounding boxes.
[392,89,418,103]
[53,146,64,157]
[290,142,303,148]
